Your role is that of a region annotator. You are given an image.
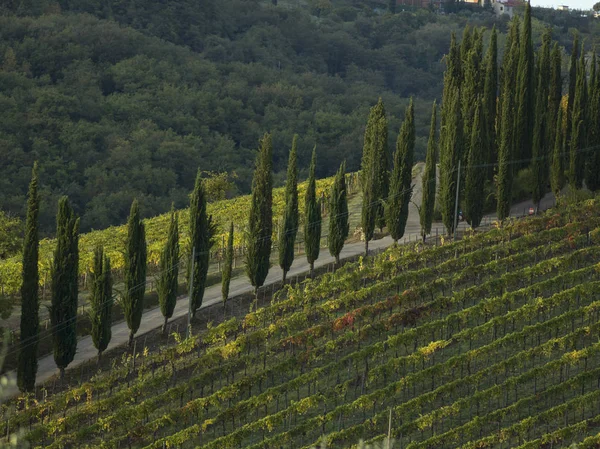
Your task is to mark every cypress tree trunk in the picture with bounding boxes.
[279,135,299,283]
[245,133,273,293]
[387,98,415,243]
[420,101,437,242]
[515,2,535,168]
[304,147,321,278]
[569,48,587,190]
[531,29,552,210]
[482,26,497,180]
[551,107,565,198]
[440,85,463,236]
[90,247,113,363]
[190,171,215,317]
[566,34,579,148]
[123,199,147,347]
[222,222,234,304]
[328,162,349,267]
[158,206,179,335]
[497,17,520,222]
[17,163,40,393]
[465,99,485,229]
[50,196,79,378]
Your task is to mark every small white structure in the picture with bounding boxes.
[491,0,518,17]
[557,4,569,10]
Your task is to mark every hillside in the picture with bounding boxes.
[1,0,598,234]
[6,197,600,448]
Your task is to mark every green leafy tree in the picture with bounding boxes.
[245,133,273,296]
[566,34,579,147]
[90,246,112,362]
[17,163,39,393]
[586,52,600,191]
[547,42,563,153]
[530,29,552,210]
[222,222,234,303]
[420,101,437,242]
[515,2,535,168]
[439,85,463,236]
[569,48,587,189]
[278,135,299,282]
[328,162,349,266]
[158,206,179,335]
[50,196,79,379]
[189,170,215,316]
[482,26,498,179]
[0,212,22,260]
[464,99,485,229]
[123,199,147,347]
[551,107,565,197]
[496,17,520,222]
[304,147,321,277]
[387,98,415,243]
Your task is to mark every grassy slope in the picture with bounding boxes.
[6,196,600,448]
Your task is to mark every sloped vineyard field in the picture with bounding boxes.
[7,198,600,449]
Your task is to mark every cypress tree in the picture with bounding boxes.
[460,25,472,70]
[566,34,579,147]
[222,222,234,303]
[362,114,385,254]
[465,99,485,229]
[462,49,480,167]
[515,2,535,167]
[328,162,349,266]
[586,52,600,191]
[387,98,415,243]
[304,147,321,277]
[497,18,520,222]
[439,85,463,236]
[245,133,273,296]
[189,170,215,316]
[482,26,498,178]
[278,135,299,282]
[498,16,519,142]
[123,199,147,347]
[569,48,587,189]
[420,101,437,242]
[17,163,40,392]
[90,246,112,362]
[158,206,179,335]
[531,29,552,210]
[547,42,563,152]
[50,196,79,379]
[551,107,565,197]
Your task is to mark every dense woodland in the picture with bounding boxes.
[0,0,598,238]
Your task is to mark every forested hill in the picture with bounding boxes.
[0,0,595,234]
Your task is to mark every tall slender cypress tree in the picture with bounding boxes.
[245,133,273,295]
[547,42,563,153]
[440,85,463,236]
[189,170,215,316]
[482,26,498,178]
[123,199,147,347]
[387,98,415,243]
[497,18,520,222]
[515,2,535,167]
[569,48,587,189]
[158,206,179,335]
[362,113,385,254]
[420,101,437,242]
[465,99,485,229]
[304,147,321,277]
[50,196,79,379]
[498,16,519,142]
[566,34,579,147]
[90,246,112,362]
[460,25,472,69]
[586,52,600,191]
[531,29,552,210]
[551,107,565,197]
[462,48,480,169]
[17,163,40,392]
[328,162,349,265]
[222,222,234,303]
[278,135,299,282]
